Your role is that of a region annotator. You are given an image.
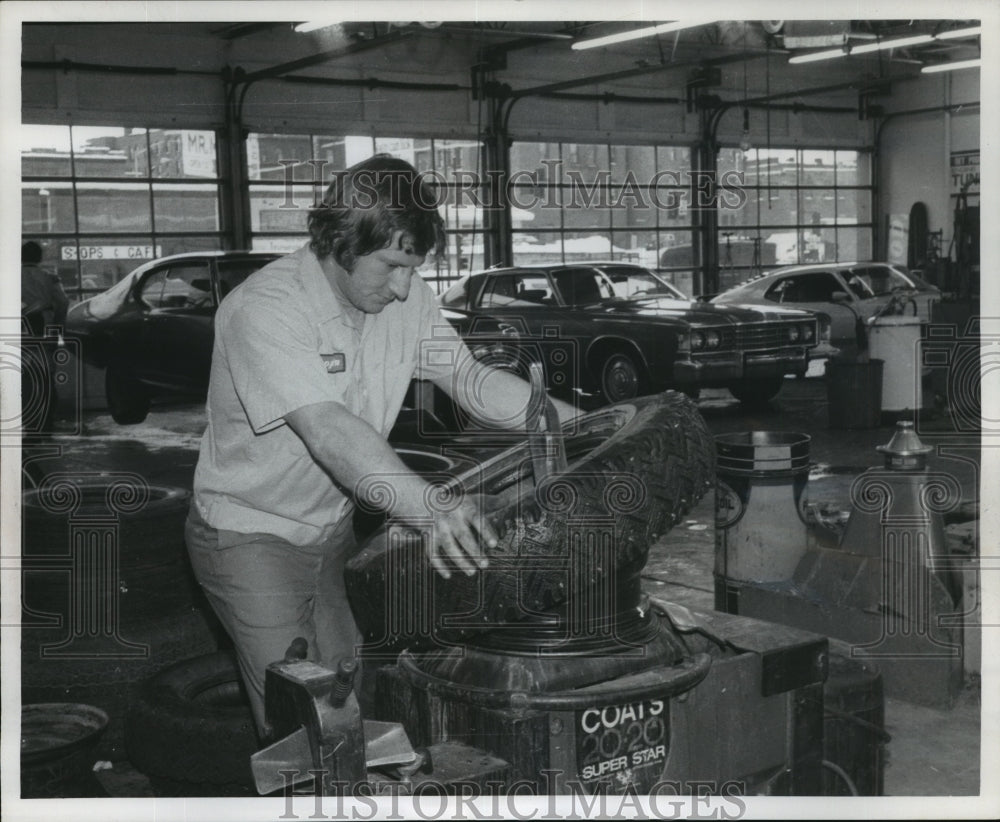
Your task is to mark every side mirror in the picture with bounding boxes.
[831,291,851,303]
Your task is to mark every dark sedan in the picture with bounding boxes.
[439,262,821,405]
[65,251,280,423]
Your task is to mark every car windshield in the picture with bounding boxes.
[440,276,470,308]
[599,266,686,299]
[85,270,139,319]
[844,266,914,298]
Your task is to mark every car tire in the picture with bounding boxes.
[106,362,151,424]
[124,650,259,795]
[345,391,714,654]
[21,480,197,621]
[22,604,225,761]
[599,351,645,402]
[728,377,784,407]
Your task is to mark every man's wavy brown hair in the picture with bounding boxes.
[307,154,445,271]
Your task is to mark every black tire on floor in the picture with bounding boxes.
[21,604,225,760]
[21,479,196,621]
[106,363,151,425]
[124,651,258,794]
[345,390,714,653]
[728,377,784,407]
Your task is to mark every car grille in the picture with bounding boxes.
[736,321,813,351]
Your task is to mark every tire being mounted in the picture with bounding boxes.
[345,390,714,654]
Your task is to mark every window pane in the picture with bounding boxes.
[76,183,152,232]
[837,189,871,225]
[374,137,434,171]
[564,231,612,262]
[513,231,562,265]
[717,148,745,178]
[22,183,75,233]
[754,148,796,187]
[657,146,691,174]
[311,135,351,176]
[834,229,865,263]
[653,186,693,228]
[853,229,873,261]
[658,230,697,268]
[248,133,313,181]
[799,189,838,229]
[435,185,489,232]
[433,139,482,178]
[251,236,305,254]
[147,130,217,178]
[155,236,222,257]
[801,150,836,186]
[22,124,73,177]
[561,143,609,178]
[250,185,310,233]
[153,184,220,232]
[610,145,654,185]
[610,229,656,266]
[718,234,767,269]
[511,142,559,174]
[760,189,799,226]
[71,126,148,178]
[835,150,869,185]
[509,184,559,232]
[64,236,160,293]
[719,189,757,230]
[562,201,611,230]
[766,230,800,265]
[801,227,836,264]
[434,231,482,281]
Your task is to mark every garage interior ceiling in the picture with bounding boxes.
[27,19,981,104]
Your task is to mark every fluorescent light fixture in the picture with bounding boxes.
[789,27,980,65]
[936,26,981,40]
[788,47,847,64]
[294,21,340,34]
[922,58,982,74]
[850,34,933,54]
[572,20,715,51]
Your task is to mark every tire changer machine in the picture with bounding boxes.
[249,381,846,799]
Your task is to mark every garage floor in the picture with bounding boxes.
[17,373,984,799]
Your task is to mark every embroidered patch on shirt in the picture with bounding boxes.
[321,353,346,373]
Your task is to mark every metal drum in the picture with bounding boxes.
[714,432,811,610]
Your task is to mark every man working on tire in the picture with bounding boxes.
[187,154,577,739]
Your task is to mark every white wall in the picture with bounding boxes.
[878,70,980,254]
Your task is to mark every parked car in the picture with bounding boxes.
[438,262,821,406]
[65,251,281,423]
[709,262,941,359]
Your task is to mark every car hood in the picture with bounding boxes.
[598,296,816,326]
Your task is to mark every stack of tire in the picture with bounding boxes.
[20,474,224,763]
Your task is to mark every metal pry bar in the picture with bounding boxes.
[525,361,568,484]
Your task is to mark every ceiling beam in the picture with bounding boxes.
[236,29,412,85]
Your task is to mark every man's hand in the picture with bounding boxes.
[426,493,502,579]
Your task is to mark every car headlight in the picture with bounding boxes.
[690,331,705,350]
[704,329,721,348]
[801,323,815,342]
[788,325,800,342]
